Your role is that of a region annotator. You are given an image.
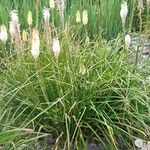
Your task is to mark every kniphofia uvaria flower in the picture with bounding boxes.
[0,25,8,44]
[31,28,40,60]
[82,10,88,25]
[120,1,128,27]
[52,38,60,62]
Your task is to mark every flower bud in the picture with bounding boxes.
[31,28,40,60]
[27,10,33,26]
[120,1,128,26]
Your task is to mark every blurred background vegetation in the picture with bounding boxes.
[0,0,147,40]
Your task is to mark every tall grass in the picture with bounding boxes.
[1,31,150,149]
[1,0,150,149]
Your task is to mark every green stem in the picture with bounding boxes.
[36,61,49,102]
[133,12,142,74]
[99,0,102,45]
[36,0,39,28]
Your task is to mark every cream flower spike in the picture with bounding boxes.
[76,10,81,23]
[0,25,8,44]
[43,7,50,21]
[147,0,150,7]
[125,34,131,49]
[49,0,55,9]
[27,10,33,26]
[52,38,60,61]
[31,28,40,60]
[9,10,22,47]
[120,1,128,26]
[82,10,88,25]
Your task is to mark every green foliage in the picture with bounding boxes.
[1,30,150,148]
[1,0,150,149]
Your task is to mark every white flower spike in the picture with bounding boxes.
[43,7,50,21]
[138,0,144,13]
[76,10,81,23]
[31,28,40,60]
[0,25,8,44]
[52,38,60,61]
[10,10,19,22]
[120,1,128,26]
[49,0,55,9]
[43,7,52,47]
[125,34,131,49]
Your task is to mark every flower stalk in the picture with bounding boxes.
[56,0,65,22]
